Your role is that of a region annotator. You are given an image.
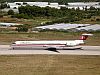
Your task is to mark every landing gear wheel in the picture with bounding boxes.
[48,48,59,53]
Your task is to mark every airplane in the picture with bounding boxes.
[11,33,93,50]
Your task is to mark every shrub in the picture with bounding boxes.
[7,10,14,15]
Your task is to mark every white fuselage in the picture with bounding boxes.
[12,40,84,47]
[11,33,93,49]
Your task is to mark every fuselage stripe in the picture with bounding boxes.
[12,44,66,46]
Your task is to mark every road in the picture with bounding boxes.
[0,45,100,55]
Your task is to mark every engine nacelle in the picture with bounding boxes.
[66,41,77,47]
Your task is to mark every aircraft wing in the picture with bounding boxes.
[43,44,66,47]
[43,45,82,50]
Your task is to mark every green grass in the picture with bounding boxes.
[0,55,100,75]
[74,16,100,24]
[0,16,56,28]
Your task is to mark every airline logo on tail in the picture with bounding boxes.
[79,33,93,40]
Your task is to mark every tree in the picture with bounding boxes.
[99,2,100,5]
[0,14,3,18]
[89,6,96,10]
[85,6,87,11]
[7,10,14,15]
[16,25,28,32]
[7,5,10,8]
[0,3,7,9]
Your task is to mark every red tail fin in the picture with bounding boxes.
[79,35,88,40]
[79,33,93,40]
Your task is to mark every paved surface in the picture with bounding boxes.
[0,45,100,55]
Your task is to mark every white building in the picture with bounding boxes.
[0,22,23,27]
[7,3,19,9]
[35,23,90,30]
[76,24,100,31]
[35,23,100,31]
[68,2,99,6]
[2,2,100,12]
[67,2,100,10]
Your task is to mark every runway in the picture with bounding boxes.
[0,45,100,55]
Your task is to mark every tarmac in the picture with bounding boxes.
[0,45,100,55]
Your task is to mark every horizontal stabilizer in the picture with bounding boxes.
[82,33,93,36]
